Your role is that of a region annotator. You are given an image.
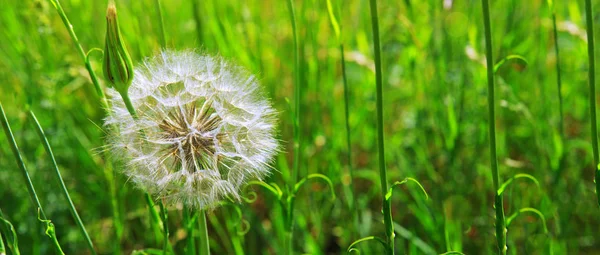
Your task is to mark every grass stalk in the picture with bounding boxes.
[285,0,301,253]
[480,0,507,254]
[158,201,169,254]
[584,0,600,207]
[0,103,64,255]
[551,12,563,138]
[550,2,566,187]
[28,111,96,255]
[367,0,393,254]
[183,207,197,255]
[199,210,210,255]
[47,0,108,109]
[326,0,359,237]
[155,0,167,48]
[191,0,203,44]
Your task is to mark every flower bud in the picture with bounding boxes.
[103,2,133,94]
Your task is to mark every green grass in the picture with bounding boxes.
[1,0,600,254]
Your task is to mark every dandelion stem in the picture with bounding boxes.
[367,0,394,254]
[0,102,64,255]
[158,201,169,255]
[584,0,600,207]
[28,111,96,255]
[47,0,108,109]
[199,210,210,255]
[183,207,196,255]
[480,0,507,253]
[155,0,167,48]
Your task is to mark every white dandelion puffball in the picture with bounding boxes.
[105,50,278,210]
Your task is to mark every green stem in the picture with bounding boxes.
[159,201,169,255]
[183,207,196,255]
[480,0,507,254]
[155,0,167,48]
[28,111,96,255]
[368,0,393,254]
[285,0,300,254]
[144,193,164,248]
[47,0,108,109]
[551,13,563,139]
[120,91,139,119]
[286,0,300,187]
[584,0,600,207]
[340,43,359,233]
[199,210,210,255]
[191,0,203,44]
[0,102,64,255]
[0,221,5,255]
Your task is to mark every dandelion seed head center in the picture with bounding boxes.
[157,99,223,173]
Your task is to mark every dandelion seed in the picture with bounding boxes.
[105,50,278,210]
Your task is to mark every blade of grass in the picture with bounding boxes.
[183,207,197,255]
[28,110,96,255]
[191,0,203,45]
[326,0,359,239]
[158,201,169,254]
[584,0,600,207]
[480,0,507,254]
[154,0,167,47]
[285,0,301,253]
[367,0,394,254]
[199,211,210,255]
[0,102,64,254]
[0,209,20,255]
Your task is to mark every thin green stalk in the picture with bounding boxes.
[199,211,210,255]
[368,0,393,254]
[550,3,567,187]
[104,163,123,255]
[28,111,96,255]
[326,0,359,237]
[225,210,244,255]
[0,228,5,255]
[158,201,169,255]
[285,0,300,254]
[183,207,196,255]
[144,194,164,246]
[155,0,167,48]
[286,0,300,189]
[191,0,203,44]
[584,0,600,207]
[47,0,108,109]
[0,102,64,255]
[551,12,563,138]
[480,0,507,254]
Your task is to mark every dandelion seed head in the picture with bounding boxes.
[106,50,278,210]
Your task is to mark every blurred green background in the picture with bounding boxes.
[1,0,600,254]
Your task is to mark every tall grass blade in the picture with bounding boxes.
[584,0,600,207]
[0,102,64,254]
[285,0,301,253]
[367,0,394,254]
[199,210,210,255]
[28,111,96,255]
[480,0,507,253]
